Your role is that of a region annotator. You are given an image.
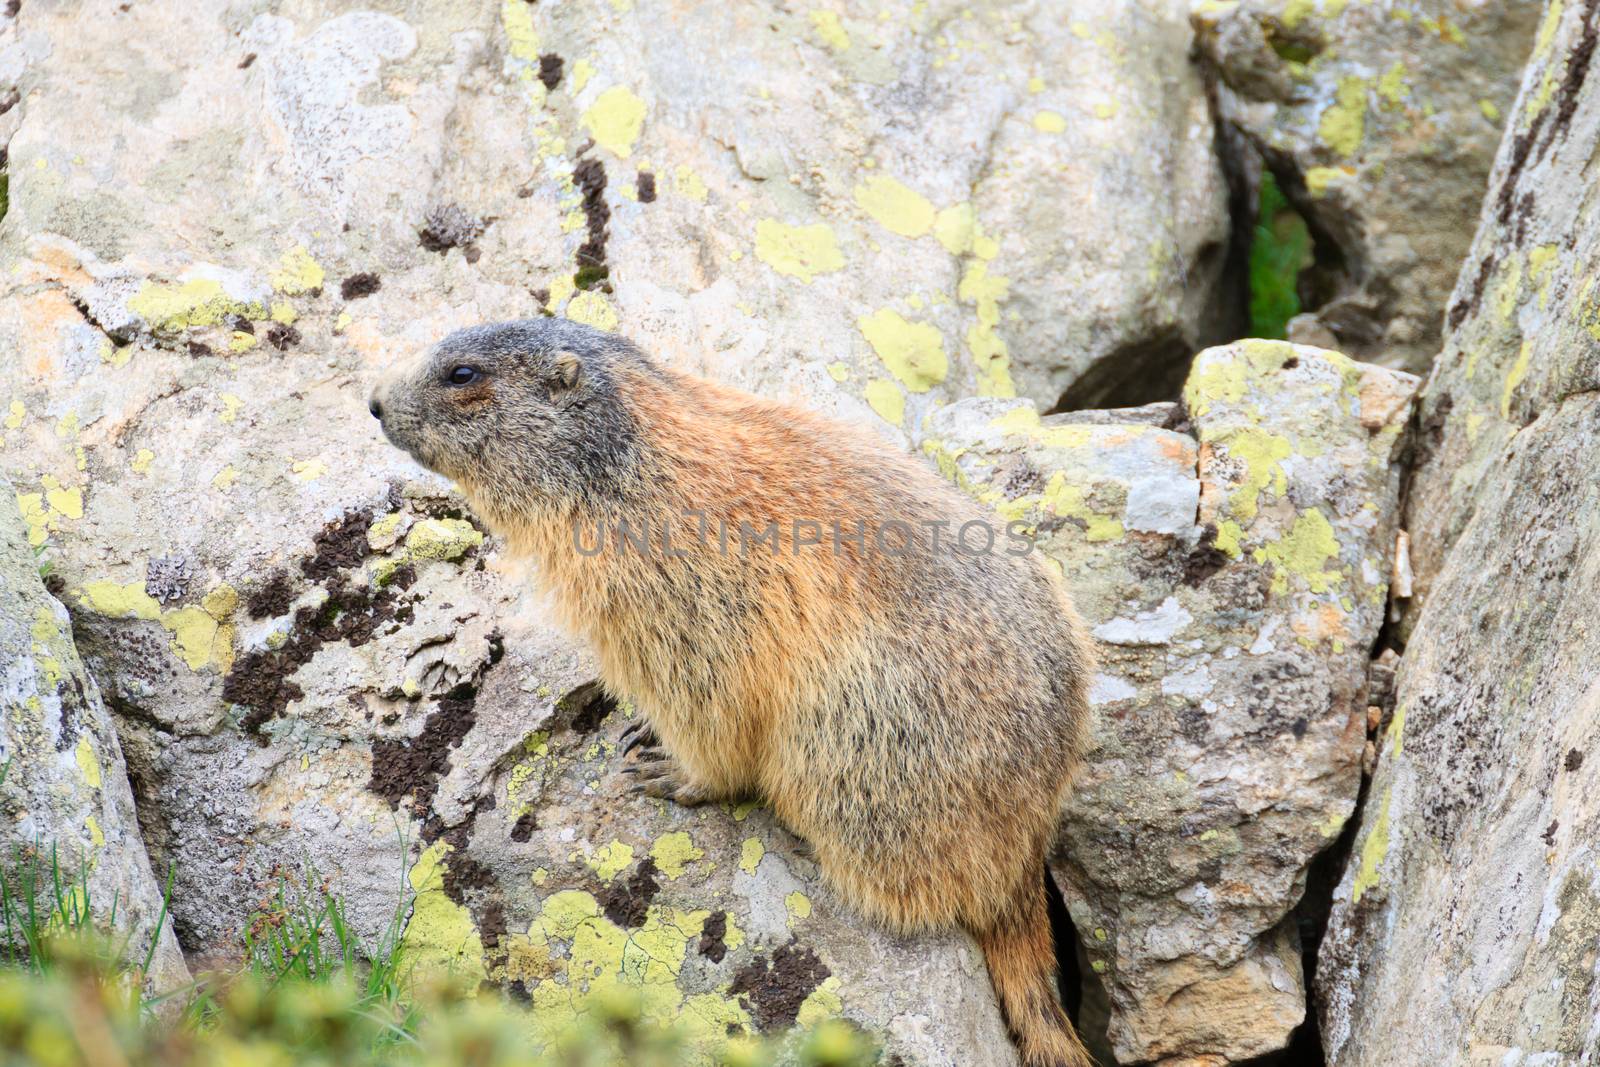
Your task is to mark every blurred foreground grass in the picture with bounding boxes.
[0,799,877,1067]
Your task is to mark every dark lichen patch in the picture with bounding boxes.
[538,52,563,90]
[52,674,88,752]
[264,323,301,350]
[227,572,410,737]
[340,272,381,301]
[247,573,295,619]
[301,509,374,581]
[636,171,656,203]
[419,203,486,254]
[572,156,610,291]
[227,508,411,737]
[367,682,480,814]
[509,811,538,842]
[597,857,661,928]
[698,909,728,963]
[1183,524,1231,586]
[1550,7,1599,154]
[729,938,831,1031]
[187,341,213,358]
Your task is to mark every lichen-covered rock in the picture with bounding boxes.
[1316,5,1600,1063]
[0,0,1138,1054]
[0,487,188,992]
[1192,0,1542,373]
[927,339,1417,1064]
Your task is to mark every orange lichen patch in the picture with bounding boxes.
[21,290,90,378]
[1156,433,1200,466]
[21,241,95,288]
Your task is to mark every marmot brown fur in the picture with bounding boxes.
[370,319,1096,1067]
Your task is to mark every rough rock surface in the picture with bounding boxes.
[1317,3,1600,1063]
[0,488,189,992]
[926,340,1417,1064]
[0,0,1251,1056]
[1193,0,1542,373]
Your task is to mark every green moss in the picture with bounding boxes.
[1248,171,1313,339]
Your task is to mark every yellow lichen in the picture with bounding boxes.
[405,518,484,561]
[1501,340,1533,419]
[586,840,635,883]
[672,165,708,203]
[852,175,934,238]
[754,220,844,283]
[650,832,703,880]
[809,9,850,52]
[1042,472,1122,542]
[1350,786,1392,903]
[128,279,265,334]
[1386,701,1406,758]
[270,245,325,296]
[566,289,619,331]
[75,735,101,790]
[291,459,327,481]
[958,259,1015,397]
[738,837,764,875]
[1304,166,1352,198]
[1032,110,1067,133]
[1318,76,1368,158]
[1256,508,1344,595]
[933,202,975,256]
[1534,0,1565,59]
[581,85,647,159]
[863,378,905,426]
[501,0,540,63]
[1222,428,1294,522]
[401,841,487,985]
[856,308,948,393]
[785,891,812,924]
[1377,62,1408,108]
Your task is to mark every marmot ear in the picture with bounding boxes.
[550,351,582,393]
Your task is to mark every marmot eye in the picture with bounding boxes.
[447,365,480,386]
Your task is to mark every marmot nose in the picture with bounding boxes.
[368,394,383,420]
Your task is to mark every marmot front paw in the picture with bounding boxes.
[621,750,713,807]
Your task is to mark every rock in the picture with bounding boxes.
[1193,0,1543,373]
[926,339,1417,1064]
[0,487,188,992]
[0,0,1100,1054]
[1316,4,1600,1063]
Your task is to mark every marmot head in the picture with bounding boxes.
[369,319,646,512]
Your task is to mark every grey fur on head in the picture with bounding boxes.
[368,319,650,514]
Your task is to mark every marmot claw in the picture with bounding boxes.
[621,751,710,807]
[619,720,659,758]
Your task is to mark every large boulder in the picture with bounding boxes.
[926,339,1417,1064]
[0,488,189,992]
[0,0,1232,1058]
[1316,3,1600,1063]
[1193,0,1543,373]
